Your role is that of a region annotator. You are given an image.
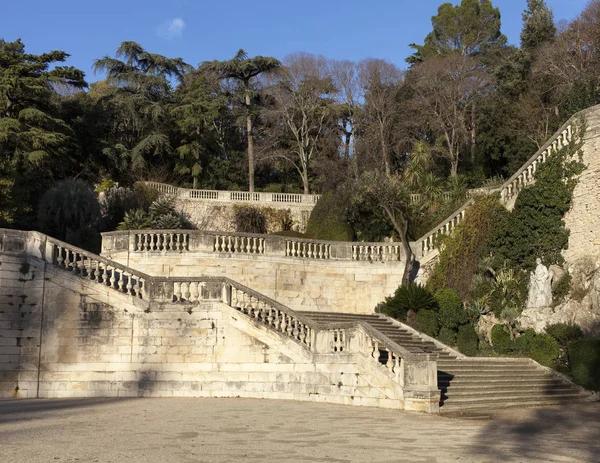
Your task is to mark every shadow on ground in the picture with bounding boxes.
[0,398,129,424]
[469,403,600,462]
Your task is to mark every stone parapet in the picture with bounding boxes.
[0,228,439,413]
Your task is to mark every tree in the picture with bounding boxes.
[356,171,414,284]
[408,0,506,63]
[204,50,281,192]
[263,53,337,195]
[171,66,232,189]
[521,0,556,55]
[0,38,86,226]
[410,53,490,176]
[93,41,191,176]
[357,59,404,176]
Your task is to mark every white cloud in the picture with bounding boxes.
[157,18,185,40]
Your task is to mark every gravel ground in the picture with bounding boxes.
[1,398,599,463]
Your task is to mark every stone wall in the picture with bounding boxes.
[563,111,600,263]
[101,231,407,314]
[174,198,314,233]
[0,236,434,410]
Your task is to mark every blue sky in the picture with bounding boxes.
[0,0,590,83]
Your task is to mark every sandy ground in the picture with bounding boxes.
[0,398,599,463]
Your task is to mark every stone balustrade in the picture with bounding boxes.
[45,236,149,299]
[412,203,471,259]
[143,181,320,205]
[413,113,584,262]
[102,230,406,264]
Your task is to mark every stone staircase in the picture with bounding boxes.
[301,311,594,413]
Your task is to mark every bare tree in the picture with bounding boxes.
[262,53,337,195]
[410,53,489,176]
[358,59,403,176]
[329,59,362,174]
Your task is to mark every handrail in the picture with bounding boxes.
[412,104,598,260]
[142,181,321,205]
[102,229,406,263]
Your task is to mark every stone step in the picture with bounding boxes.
[440,394,592,411]
[442,386,579,397]
[438,377,566,387]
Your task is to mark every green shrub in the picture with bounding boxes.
[530,333,560,367]
[491,324,515,354]
[38,179,101,241]
[437,327,457,346]
[515,329,537,353]
[568,338,600,391]
[487,133,585,271]
[417,309,439,337]
[306,192,353,241]
[457,325,478,357]
[233,206,268,234]
[552,273,572,305]
[436,288,467,330]
[379,283,437,320]
[426,195,505,299]
[545,323,584,346]
[117,209,152,230]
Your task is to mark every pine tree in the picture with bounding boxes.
[520,0,556,54]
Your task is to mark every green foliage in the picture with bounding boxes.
[545,323,584,346]
[416,309,439,337]
[379,283,437,320]
[520,0,556,54]
[37,179,101,241]
[427,195,506,299]
[487,133,586,271]
[457,324,478,356]
[488,265,528,319]
[568,338,600,391]
[434,288,465,330]
[530,333,560,367]
[117,209,152,230]
[491,324,514,354]
[437,327,457,346]
[552,274,572,306]
[515,329,537,353]
[233,206,267,234]
[408,0,506,63]
[306,191,353,241]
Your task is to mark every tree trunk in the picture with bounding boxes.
[383,206,414,285]
[302,166,310,195]
[470,101,476,165]
[245,92,255,193]
[380,124,391,176]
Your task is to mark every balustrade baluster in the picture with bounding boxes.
[117,269,124,291]
[373,341,380,361]
[125,272,132,294]
[190,281,199,302]
[174,282,182,302]
[109,266,116,288]
[386,348,394,370]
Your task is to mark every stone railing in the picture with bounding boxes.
[409,187,497,205]
[160,273,437,406]
[412,106,592,261]
[102,230,406,264]
[1,228,439,411]
[143,181,321,205]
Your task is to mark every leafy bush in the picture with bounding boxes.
[379,283,437,320]
[233,206,268,234]
[426,195,505,299]
[437,327,457,346]
[435,288,467,330]
[515,329,537,353]
[491,324,514,354]
[568,338,600,391]
[545,323,584,346]
[417,309,439,338]
[306,191,353,241]
[100,186,139,230]
[487,135,585,271]
[552,273,572,306]
[457,325,478,357]
[38,179,101,241]
[530,333,560,367]
[117,209,152,230]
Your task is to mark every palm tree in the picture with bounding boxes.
[204,50,281,192]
